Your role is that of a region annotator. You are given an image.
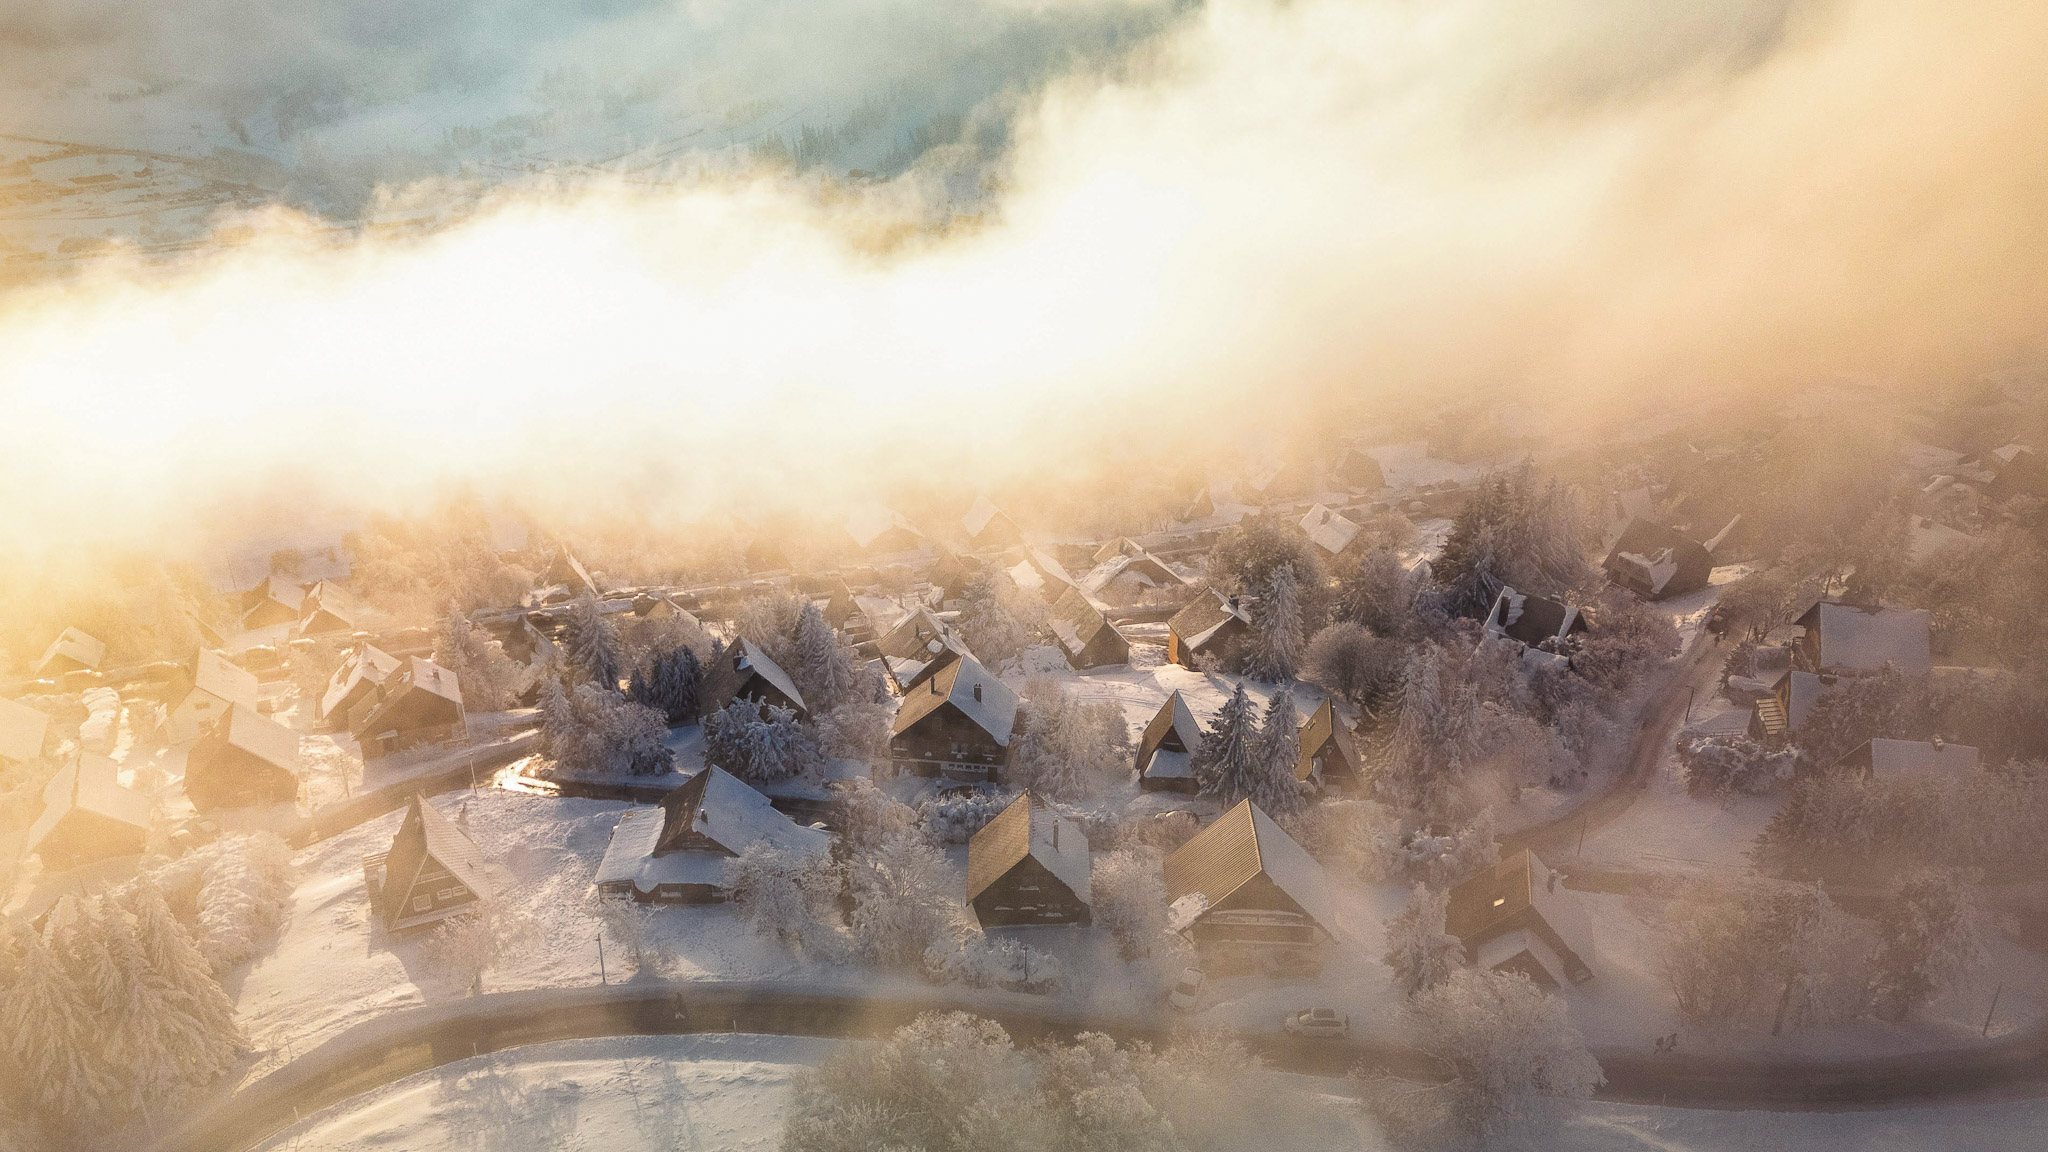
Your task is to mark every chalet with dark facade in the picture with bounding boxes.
[1602,517,1737,601]
[1166,589,1253,669]
[966,792,1092,927]
[1049,586,1130,670]
[25,753,150,869]
[1446,849,1594,988]
[888,654,1019,781]
[962,495,1025,552]
[1293,697,1366,793]
[320,644,402,728]
[1482,586,1588,671]
[1792,602,1931,676]
[167,649,262,744]
[241,577,306,630]
[1135,691,1206,793]
[363,794,493,932]
[1333,446,1388,491]
[185,704,300,810]
[543,545,599,597]
[594,766,830,903]
[349,657,467,757]
[1163,800,1339,965]
[297,580,360,636]
[706,639,808,720]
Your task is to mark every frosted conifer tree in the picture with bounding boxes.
[564,593,623,691]
[704,699,820,782]
[2,918,103,1125]
[1383,883,1464,996]
[437,606,524,711]
[1247,565,1305,682]
[792,601,855,713]
[1251,685,1306,816]
[123,882,243,1064]
[629,645,703,726]
[1193,685,1261,808]
[958,571,1033,666]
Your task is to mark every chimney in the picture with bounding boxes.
[931,675,939,694]
[972,682,983,702]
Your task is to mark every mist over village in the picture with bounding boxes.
[4,2,2048,1151]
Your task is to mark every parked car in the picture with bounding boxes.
[1284,1007,1349,1037]
[1167,967,1205,1012]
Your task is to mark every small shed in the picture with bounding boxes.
[594,766,830,903]
[1293,697,1366,793]
[349,657,467,757]
[1482,586,1587,671]
[25,754,150,869]
[1793,602,1931,676]
[889,654,1018,781]
[1163,800,1339,957]
[967,792,1091,927]
[1446,850,1594,988]
[0,695,50,766]
[33,627,107,678]
[320,644,402,727]
[167,650,262,744]
[1299,504,1362,561]
[1048,586,1130,670]
[1166,589,1253,669]
[1833,737,1980,782]
[961,496,1025,552]
[185,703,300,811]
[1134,691,1206,792]
[363,794,492,932]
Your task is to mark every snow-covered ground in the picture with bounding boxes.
[254,1031,2048,1152]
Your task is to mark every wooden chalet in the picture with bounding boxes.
[1080,548,1190,602]
[1166,588,1252,669]
[594,766,830,903]
[1446,850,1594,988]
[1049,586,1130,670]
[630,592,705,631]
[1333,446,1388,491]
[1602,517,1737,601]
[320,644,401,728]
[0,695,49,767]
[349,657,467,757]
[297,580,360,636]
[1833,737,1980,782]
[25,753,150,869]
[241,577,307,630]
[1008,546,1077,602]
[1134,691,1205,792]
[847,595,906,648]
[363,794,493,932]
[1482,586,1587,671]
[1749,668,1824,739]
[845,505,925,556]
[167,649,262,744]
[1299,504,1362,561]
[929,546,986,604]
[1162,800,1340,959]
[966,792,1092,927]
[1792,602,1931,676]
[1293,697,1366,793]
[707,639,808,720]
[1241,456,1313,504]
[185,703,299,811]
[33,627,107,678]
[961,495,1025,552]
[888,654,1019,781]
[1987,443,2048,500]
[543,544,599,597]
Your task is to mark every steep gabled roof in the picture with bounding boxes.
[218,703,300,771]
[189,649,261,710]
[846,505,922,551]
[655,765,831,858]
[34,627,107,675]
[321,644,401,720]
[967,792,1091,906]
[876,607,957,661]
[1799,602,1931,674]
[732,639,806,713]
[26,753,151,854]
[1294,697,1358,782]
[1136,691,1206,778]
[0,695,49,764]
[382,794,493,924]
[1162,800,1339,935]
[1299,504,1361,557]
[1169,588,1251,650]
[1048,586,1123,661]
[890,654,1018,745]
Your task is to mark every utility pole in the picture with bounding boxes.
[1985,984,2004,1037]
[1685,686,1696,723]
[598,935,607,985]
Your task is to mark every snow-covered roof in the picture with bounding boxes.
[1016,547,1075,595]
[189,649,261,711]
[845,505,921,550]
[1484,586,1583,648]
[34,627,107,675]
[399,656,464,706]
[890,654,1018,745]
[321,644,401,719]
[1907,517,1977,565]
[1360,441,1481,490]
[1299,504,1361,558]
[219,703,300,771]
[1858,738,1980,780]
[27,753,150,853]
[1162,800,1341,938]
[381,795,494,925]
[876,607,958,662]
[967,791,1092,906]
[655,766,831,859]
[1169,588,1251,651]
[299,580,359,631]
[0,695,49,764]
[1801,602,1931,674]
[733,640,806,713]
[1048,586,1122,662]
[961,495,1010,541]
[851,595,909,635]
[1137,690,1206,780]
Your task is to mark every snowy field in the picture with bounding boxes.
[254,1032,2048,1152]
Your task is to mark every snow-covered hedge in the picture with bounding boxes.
[921,932,1062,995]
[917,791,1010,844]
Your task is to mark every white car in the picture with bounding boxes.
[1284,1007,1349,1037]
[1167,967,1205,1011]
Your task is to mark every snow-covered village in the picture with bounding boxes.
[5,2,2048,1151]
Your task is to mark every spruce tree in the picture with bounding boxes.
[793,602,851,713]
[2,918,103,1125]
[1252,685,1305,816]
[564,593,623,691]
[1194,685,1261,808]
[1248,565,1305,682]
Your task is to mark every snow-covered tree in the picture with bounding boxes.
[1250,686,1306,817]
[1867,869,1980,1022]
[922,931,1063,994]
[1383,883,1464,997]
[1377,643,1480,823]
[597,897,660,976]
[784,1013,1039,1152]
[540,678,674,777]
[1656,877,1862,1028]
[791,601,856,714]
[1093,847,1174,962]
[142,832,295,975]
[1385,967,1602,1145]
[1304,621,1404,714]
[1245,565,1305,682]
[1434,463,1594,617]
[703,698,822,783]
[437,607,526,711]
[122,882,242,1066]
[845,829,963,971]
[1680,734,1794,799]
[562,593,624,691]
[628,644,702,726]
[423,905,532,996]
[1008,678,1132,803]
[1192,684,1262,808]
[1335,546,1415,638]
[723,842,846,958]
[957,571,1039,667]
[735,590,808,669]
[2,916,103,1129]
